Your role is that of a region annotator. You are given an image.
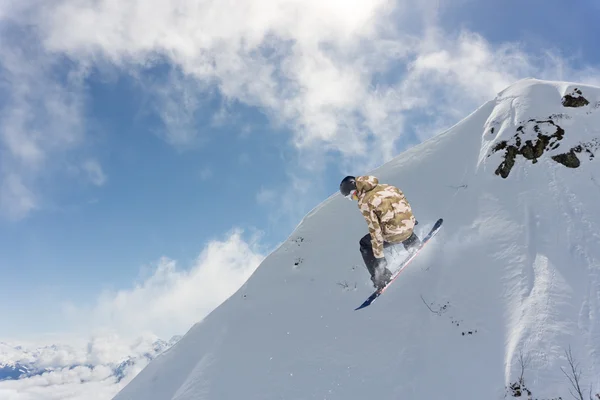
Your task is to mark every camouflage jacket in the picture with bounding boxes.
[356,175,416,258]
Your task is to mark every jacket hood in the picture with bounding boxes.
[355,175,379,193]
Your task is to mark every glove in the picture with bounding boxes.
[374,257,388,270]
[372,257,390,289]
[372,257,388,280]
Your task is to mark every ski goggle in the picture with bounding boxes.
[345,190,358,201]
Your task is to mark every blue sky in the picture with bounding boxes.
[1,0,600,343]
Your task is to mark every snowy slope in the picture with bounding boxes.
[114,78,600,400]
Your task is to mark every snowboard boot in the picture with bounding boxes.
[402,232,421,254]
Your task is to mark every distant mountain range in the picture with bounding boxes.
[0,335,181,382]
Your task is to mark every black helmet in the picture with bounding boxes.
[339,176,356,197]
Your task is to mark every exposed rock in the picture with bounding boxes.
[490,119,565,178]
[552,140,599,168]
[562,88,590,108]
[552,151,580,168]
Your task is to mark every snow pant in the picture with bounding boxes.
[359,231,421,277]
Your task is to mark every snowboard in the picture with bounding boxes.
[354,218,443,310]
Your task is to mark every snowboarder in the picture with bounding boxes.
[339,175,421,289]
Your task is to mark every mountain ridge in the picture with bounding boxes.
[114,77,600,400]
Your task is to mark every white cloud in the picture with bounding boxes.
[0,173,37,219]
[26,0,599,165]
[33,0,405,160]
[0,372,124,400]
[1,334,158,371]
[2,0,599,219]
[63,229,265,340]
[0,21,88,219]
[0,333,168,400]
[82,159,107,187]
[141,70,208,150]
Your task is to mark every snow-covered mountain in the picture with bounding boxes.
[0,335,181,382]
[114,78,600,400]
